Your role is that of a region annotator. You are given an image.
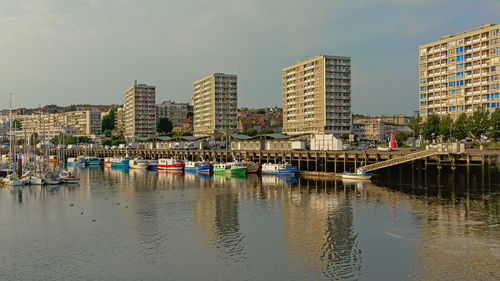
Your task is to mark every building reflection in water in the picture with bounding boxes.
[268,176,363,280]
[193,173,247,263]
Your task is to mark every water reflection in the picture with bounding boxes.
[0,166,498,280]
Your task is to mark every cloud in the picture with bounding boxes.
[0,0,498,114]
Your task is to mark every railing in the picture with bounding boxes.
[358,150,438,173]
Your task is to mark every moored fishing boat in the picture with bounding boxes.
[67,156,86,167]
[147,160,158,170]
[129,158,148,169]
[242,160,258,173]
[185,161,211,173]
[213,163,227,174]
[104,157,112,167]
[111,157,132,168]
[158,158,184,171]
[85,156,101,166]
[261,162,298,176]
[226,162,247,174]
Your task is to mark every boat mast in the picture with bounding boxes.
[9,93,15,174]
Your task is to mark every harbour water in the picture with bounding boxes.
[0,166,499,280]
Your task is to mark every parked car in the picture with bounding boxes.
[111,145,118,149]
[343,144,353,150]
[377,145,391,152]
[104,145,110,149]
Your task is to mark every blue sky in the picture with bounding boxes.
[1,0,499,115]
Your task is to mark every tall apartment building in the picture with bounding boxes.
[282,55,351,137]
[156,100,193,127]
[193,73,238,137]
[419,24,500,118]
[124,81,156,138]
[114,107,125,136]
[19,110,101,137]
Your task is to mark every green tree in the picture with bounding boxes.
[243,128,257,137]
[102,139,111,146]
[157,117,173,134]
[488,108,500,140]
[16,138,24,145]
[395,131,409,145]
[66,105,76,112]
[13,119,21,129]
[438,114,453,141]
[422,114,440,141]
[409,116,422,137]
[466,108,489,139]
[102,107,117,131]
[258,128,274,135]
[340,133,350,141]
[103,129,112,137]
[65,136,76,145]
[186,111,193,118]
[452,113,468,141]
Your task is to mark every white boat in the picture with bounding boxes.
[3,173,24,186]
[261,163,298,176]
[342,172,372,180]
[43,172,61,185]
[21,171,44,185]
[104,157,112,167]
[129,158,148,169]
[59,170,80,184]
[158,158,184,171]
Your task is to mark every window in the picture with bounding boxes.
[492,66,497,72]
[492,84,499,89]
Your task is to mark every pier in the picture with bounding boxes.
[52,148,499,175]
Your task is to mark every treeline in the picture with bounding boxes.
[409,108,500,141]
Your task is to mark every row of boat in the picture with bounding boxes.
[99,156,299,176]
[2,170,80,186]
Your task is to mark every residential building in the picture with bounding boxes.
[156,100,193,127]
[237,107,283,133]
[282,55,351,137]
[352,114,412,143]
[18,110,101,137]
[114,107,125,136]
[419,24,500,118]
[193,73,238,137]
[124,81,156,138]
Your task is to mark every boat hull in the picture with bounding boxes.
[261,168,298,176]
[342,173,372,180]
[158,164,184,171]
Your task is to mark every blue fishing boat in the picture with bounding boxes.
[261,163,298,176]
[342,172,372,180]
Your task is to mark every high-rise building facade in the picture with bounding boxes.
[419,24,500,118]
[156,100,193,127]
[193,73,238,137]
[124,81,156,138]
[19,110,101,136]
[282,55,351,136]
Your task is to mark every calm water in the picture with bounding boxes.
[0,166,499,280]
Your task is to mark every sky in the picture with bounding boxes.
[1,0,499,115]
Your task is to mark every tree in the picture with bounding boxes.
[452,113,468,141]
[243,128,257,137]
[102,107,117,131]
[186,111,193,118]
[438,114,453,141]
[395,131,409,145]
[16,138,24,145]
[409,116,422,137]
[157,117,173,134]
[258,128,274,135]
[422,114,440,141]
[103,129,112,137]
[466,108,489,139]
[340,133,350,141]
[13,119,21,129]
[102,139,111,146]
[488,108,500,140]
[66,105,76,112]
